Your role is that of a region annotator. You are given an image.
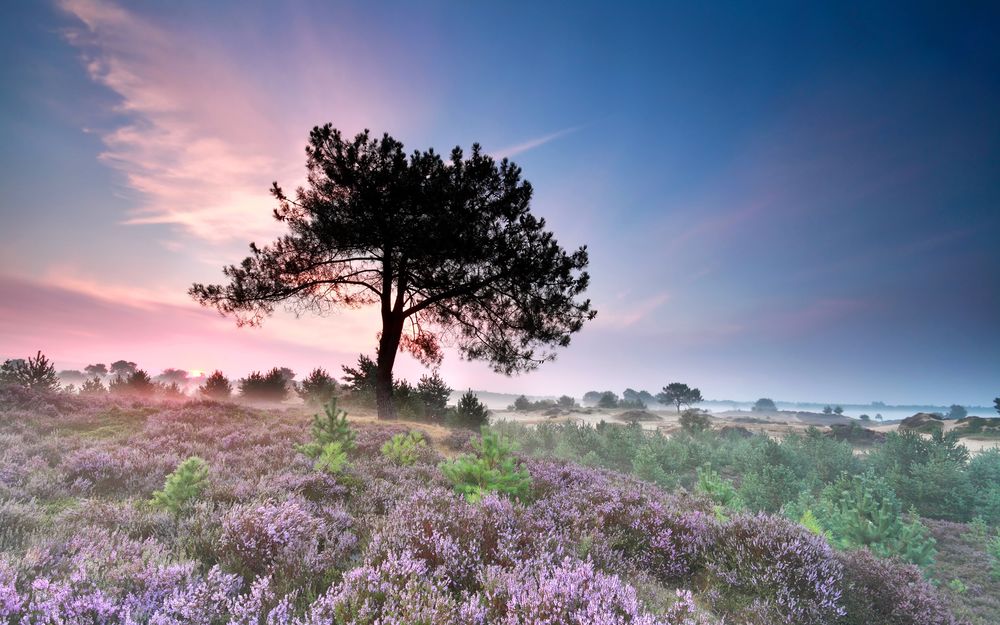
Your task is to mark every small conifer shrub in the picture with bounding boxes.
[447,390,490,429]
[381,431,427,466]
[151,457,209,513]
[297,399,355,475]
[199,370,232,400]
[439,430,531,503]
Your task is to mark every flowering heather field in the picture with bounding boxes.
[0,388,961,624]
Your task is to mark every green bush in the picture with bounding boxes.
[696,464,743,512]
[448,390,490,429]
[313,441,349,474]
[679,409,711,433]
[0,351,60,392]
[151,457,209,513]
[439,430,531,503]
[817,471,936,567]
[381,431,427,466]
[297,367,338,406]
[417,372,452,419]
[297,399,356,460]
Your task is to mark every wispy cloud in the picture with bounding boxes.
[489,125,581,160]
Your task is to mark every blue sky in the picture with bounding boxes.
[1,1,998,406]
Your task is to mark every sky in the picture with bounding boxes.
[1,1,998,406]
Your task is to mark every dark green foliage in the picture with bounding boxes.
[753,397,777,412]
[679,409,711,433]
[297,398,356,460]
[417,372,451,418]
[297,367,339,406]
[948,404,967,420]
[619,388,647,409]
[448,390,490,430]
[238,367,289,402]
[970,450,1000,524]
[151,457,209,514]
[84,363,108,377]
[557,395,576,408]
[392,379,425,420]
[190,127,594,419]
[109,360,138,378]
[199,370,232,400]
[511,395,555,412]
[596,391,619,409]
[817,471,936,566]
[859,414,871,421]
[582,390,603,405]
[995,397,1000,415]
[381,431,426,466]
[79,376,106,395]
[0,351,60,392]
[109,369,156,397]
[823,405,833,414]
[439,430,531,502]
[341,354,377,407]
[833,405,844,415]
[657,382,703,413]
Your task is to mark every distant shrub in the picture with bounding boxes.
[79,376,107,395]
[597,391,619,409]
[381,431,426,466]
[340,354,377,407]
[151,456,209,513]
[0,351,59,392]
[440,430,532,502]
[448,390,490,429]
[159,381,186,399]
[296,367,338,406]
[680,409,712,433]
[753,397,778,412]
[557,395,576,408]
[199,370,232,400]
[947,404,967,420]
[108,369,156,397]
[416,371,451,419]
[238,368,289,402]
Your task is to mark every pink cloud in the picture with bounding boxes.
[58,0,416,244]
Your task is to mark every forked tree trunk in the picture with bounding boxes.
[375,314,405,420]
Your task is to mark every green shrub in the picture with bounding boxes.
[818,471,936,567]
[313,441,349,474]
[696,464,743,512]
[297,399,356,460]
[297,367,338,406]
[679,409,711,433]
[199,370,232,400]
[417,372,452,419]
[151,457,209,513]
[448,390,490,429]
[238,367,289,402]
[381,431,426,466]
[440,430,531,503]
[0,351,60,392]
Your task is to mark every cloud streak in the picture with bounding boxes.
[489,125,581,160]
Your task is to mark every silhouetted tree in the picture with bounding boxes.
[84,363,108,378]
[298,368,339,406]
[191,127,594,418]
[597,391,619,409]
[80,376,107,395]
[341,354,378,407]
[199,370,233,400]
[238,368,289,402]
[582,391,603,406]
[109,369,155,397]
[557,395,576,408]
[947,404,967,420]
[57,370,87,385]
[823,405,834,415]
[417,371,452,418]
[0,351,59,392]
[657,383,703,414]
[834,405,844,415]
[995,397,1000,415]
[156,368,190,385]
[875,413,884,422]
[448,390,490,429]
[109,360,138,378]
[859,414,871,422]
[752,397,777,412]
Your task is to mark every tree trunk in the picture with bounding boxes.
[375,314,404,420]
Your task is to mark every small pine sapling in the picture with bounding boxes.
[297,399,356,475]
[439,430,532,503]
[381,431,427,466]
[151,457,209,513]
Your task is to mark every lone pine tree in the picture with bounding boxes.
[191,126,595,418]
